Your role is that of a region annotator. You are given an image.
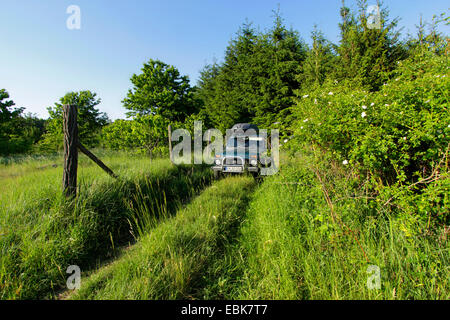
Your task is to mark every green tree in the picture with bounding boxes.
[198,13,307,131]
[253,12,307,128]
[123,59,197,122]
[0,89,23,122]
[407,12,449,55]
[38,91,109,152]
[200,23,259,131]
[333,0,406,91]
[0,90,46,155]
[0,89,25,155]
[300,26,336,88]
[195,62,221,128]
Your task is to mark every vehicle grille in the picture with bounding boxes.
[223,157,244,165]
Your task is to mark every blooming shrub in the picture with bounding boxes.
[290,50,449,226]
[292,50,449,184]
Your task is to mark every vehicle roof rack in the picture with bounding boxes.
[230,123,259,133]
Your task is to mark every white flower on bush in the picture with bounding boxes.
[361,112,367,118]
[385,104,389,107]
[362,105,367,110]
[303,118,309,123]
[284,139,288,143]
[328,92,333,95]
[314,99,318,104]
[303,94,309,98]
[342,160,349,165]
[301,126,304,129]
[370,103,375,107]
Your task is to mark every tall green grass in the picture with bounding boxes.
[229,153,449,300]
[2,149,447,300]
[0,151,212,299]
[70,176,255,300]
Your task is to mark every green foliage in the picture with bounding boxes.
[123,59,197,122]
[407,12,449,55]
[333,0,407,91]
[198,14,307,131]
[291,47,449,227]
[38,91,109,152]
[102,114,170,156]
[0,90,45,155]
[292,50,449,183]
[299,26,336,89]
[0,4,448,302]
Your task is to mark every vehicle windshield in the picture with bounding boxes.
[227,137,249,148]
[226,136,266,154]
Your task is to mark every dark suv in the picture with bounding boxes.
[212,123,269,178]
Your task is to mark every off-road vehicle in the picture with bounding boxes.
[212,123,271,179]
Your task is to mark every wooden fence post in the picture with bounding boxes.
[62,104,78,197]
[168,124,173,163]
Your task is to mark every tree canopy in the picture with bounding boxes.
[123,59,197,122]
[197,12,307,132]
[38,91,109,152]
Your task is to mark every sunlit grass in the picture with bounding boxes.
[1,149,447,300]
[0,150,212,299]
[228,154,449,300]
[70,176,255,300]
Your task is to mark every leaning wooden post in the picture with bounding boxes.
[77,143,118,179]
[62,104,78,197]
[168,124,173,163]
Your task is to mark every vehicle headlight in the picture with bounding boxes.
[215,159,221,165]
[250,159,258,166]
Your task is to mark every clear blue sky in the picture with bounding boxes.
[1,0,448,120]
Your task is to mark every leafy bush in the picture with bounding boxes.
[289,48,449,228]
[292,50,449,184]
[102,114,170,156]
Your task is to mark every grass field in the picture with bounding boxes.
[230,155,449,300]
[1,150,448,300]
[69,176,255,299]
[0,151,212,299]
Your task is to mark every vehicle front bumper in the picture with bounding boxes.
[212,165,258,173]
